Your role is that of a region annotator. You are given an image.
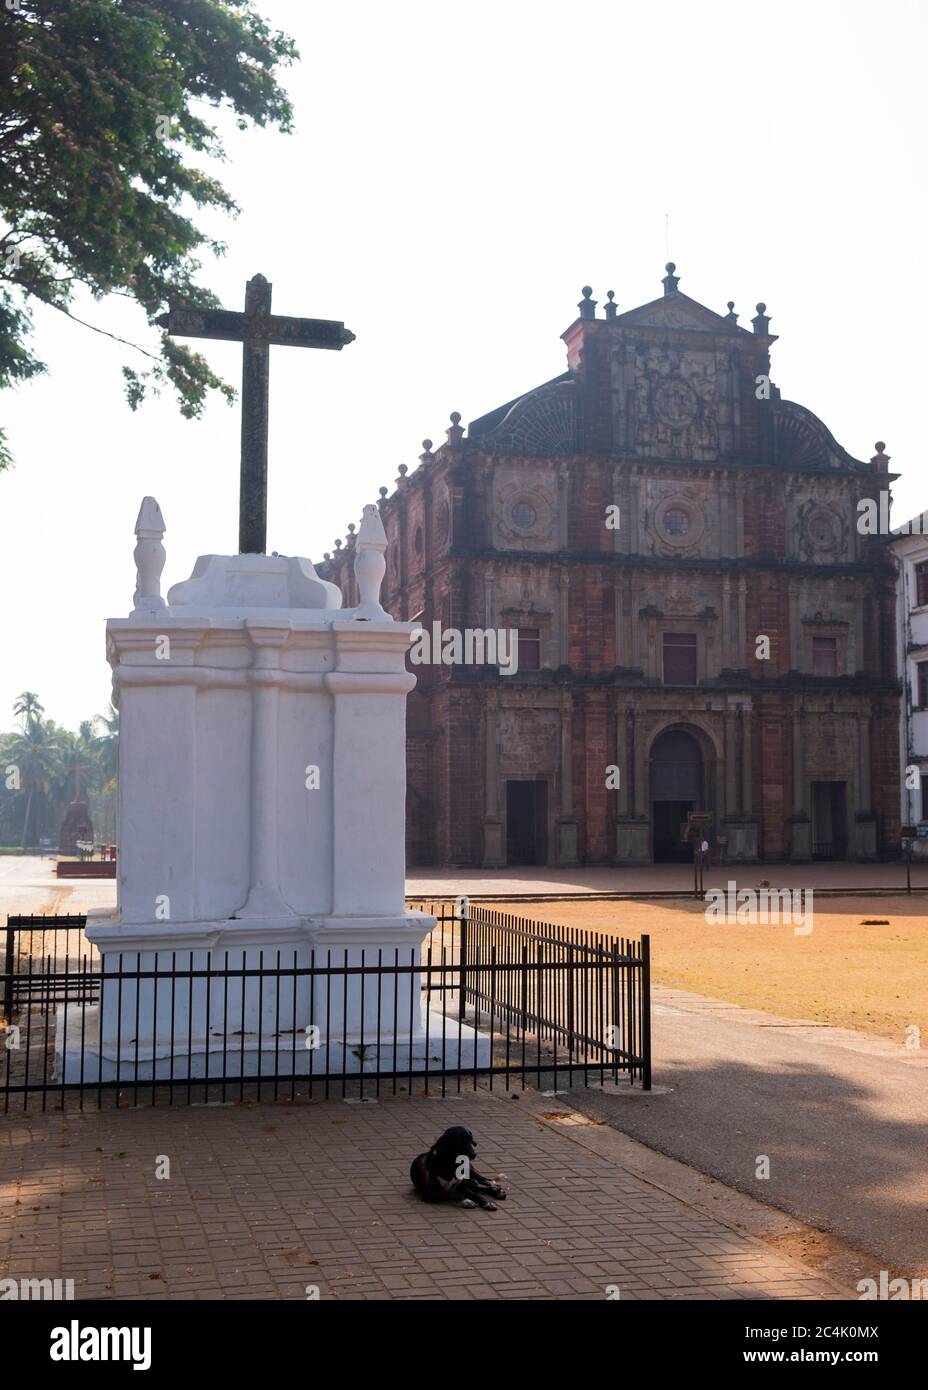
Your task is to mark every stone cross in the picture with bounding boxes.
[157,274,355,555]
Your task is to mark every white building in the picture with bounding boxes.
[892,513,928,855]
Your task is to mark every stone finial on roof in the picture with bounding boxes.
[334,538,342,550]
[420,439,433,463]
[354,502,390,621]
[725,300,739,324]
[604,290,618,321]
[871,441,890,468]
[752,302,771,334]
[378,486,389,499]
[578,286,597,320]
[131,495,167,618]
[396,464,408,486]
[446,411,465,446]
[662,262,680,295]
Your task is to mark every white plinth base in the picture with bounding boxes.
[54,1004,491,1083]
[82,910,436,1063]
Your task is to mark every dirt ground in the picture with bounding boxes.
[487,895,928,1044]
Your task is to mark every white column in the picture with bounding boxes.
[240,624,288,918]
[327,639,416,918]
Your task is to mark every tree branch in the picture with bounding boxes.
[38,295,163,362]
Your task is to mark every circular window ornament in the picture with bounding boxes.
[654,497,704,549]
[498,483,554,544]
[510,500,537,531]
[663,507,690,537]
[806,509,837,551]
[655,378,698,430]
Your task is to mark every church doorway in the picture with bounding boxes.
[650,728,704,863]
[811,780,848,860]
[506,779,548,866]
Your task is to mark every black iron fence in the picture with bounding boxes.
[2,904,650,1111]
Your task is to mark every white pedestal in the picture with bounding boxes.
[68,532,456,1081]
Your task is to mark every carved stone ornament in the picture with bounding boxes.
[654,377,698,429]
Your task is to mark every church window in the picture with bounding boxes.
[918,661,928,707]
[511,501,537,530]
[517,627,541,670]
[915,561,928,607]
[663,507,690,537]
[662,632,697,685]
[813,637,838,676]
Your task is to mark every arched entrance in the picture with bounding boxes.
[650,728,705,862]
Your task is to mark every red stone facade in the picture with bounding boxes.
[322,267,900,866]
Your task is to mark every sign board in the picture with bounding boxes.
[682,811,713,843]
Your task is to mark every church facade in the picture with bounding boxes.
[322,265,900,866]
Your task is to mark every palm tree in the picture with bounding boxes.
[5,717,63,848]
[94,704,119,842]
[94,704,119,777]
[13,691,44,731]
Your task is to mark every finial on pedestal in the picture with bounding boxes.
[131,496,167,617]
[379,486,389,499]
[354,502,390,621]
[871,441,890,467]
[725,300,739,323]
[421,439,433,460]
[604,290,618,320]
[662,262,680,294]
[752,302,771,334]
[578,286,597,319]
[446,411,465,445]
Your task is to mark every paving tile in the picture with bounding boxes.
[0,1091,848,1302]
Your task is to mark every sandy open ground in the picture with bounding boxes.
[487,895,928,1044]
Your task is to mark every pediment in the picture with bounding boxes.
[616,292,744,335]
[772,400,865,472]
[477,379,578,456]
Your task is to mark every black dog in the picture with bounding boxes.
[410,1126,507,1210]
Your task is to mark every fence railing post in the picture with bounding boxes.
[640,934,652,1091]
[3,919,15,1024]
[457,896,469,1021]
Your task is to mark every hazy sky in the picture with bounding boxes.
[1,0,926,730]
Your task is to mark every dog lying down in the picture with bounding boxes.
[410,1126,507,1210]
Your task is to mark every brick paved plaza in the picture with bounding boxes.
[0,1087,848,1302]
